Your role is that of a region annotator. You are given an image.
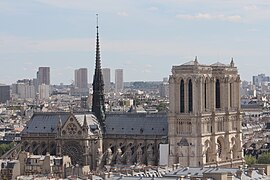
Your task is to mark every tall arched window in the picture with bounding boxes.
[205,80,207,110]
[188,79,193,112]
[230,83,232,108]
[180,80,185,113]
[216,79,221,108]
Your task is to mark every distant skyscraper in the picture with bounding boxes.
[102,68,110,93]
[75,68,88,89]
[252,73,270,86]
[115,69,123,93]
[74,68,89,96]
[0,85,10,103]
[38,67,50,85]
[17,84,35,99]
[38,84,50,99]
[13,79,35,99]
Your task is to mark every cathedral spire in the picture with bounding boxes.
[92,14,106,133]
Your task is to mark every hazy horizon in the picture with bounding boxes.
[1,1,270,84]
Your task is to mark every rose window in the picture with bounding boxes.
[67,123,77,135]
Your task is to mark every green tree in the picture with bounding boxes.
[157,102,167,112]
[0,142,15,156]
[257,152,270,164]
[245,155,257,166]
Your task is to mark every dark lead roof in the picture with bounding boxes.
[22,112,168,137]
[21,112,99,135]
[105,112,168,136]
[22,112,70,134]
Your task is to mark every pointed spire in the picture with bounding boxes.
[83,114,88,127]
[230,57,234,67]
[92,14,106,133]
[57,115,62,136]
[194,56,198,65]
[57,115,62,128]
[95,14,101,71]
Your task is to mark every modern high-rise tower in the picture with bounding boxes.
[74,68,89,96]
[37,67,50,85]
[115,69,123,93]
[75,68,88,89]
[0,85,10,103]
[102,68,110,93]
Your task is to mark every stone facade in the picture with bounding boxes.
[168,59,244,167]
[101,112,167,167]
[21,112,167,170]
[18,152,72,177]
[21,112,103,170]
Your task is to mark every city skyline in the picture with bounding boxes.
[1,1,270,84]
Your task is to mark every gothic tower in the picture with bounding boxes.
[92,15,106,132]
[168,58,244,167]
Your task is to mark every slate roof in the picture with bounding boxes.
[182,60,199,66]
[22,112,70,134]
[21,112,100,135]
[105,112,168,136]
[75,114,101,135]
[22,112,168,137]
[211,62,227,67]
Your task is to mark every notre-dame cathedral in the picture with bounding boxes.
[20,22,244,170]
[168,59,244,167]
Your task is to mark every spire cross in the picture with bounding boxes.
[96,14,99,29]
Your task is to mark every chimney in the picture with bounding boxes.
[247,168,254,177]
[236,169,243,179]
[173,164,177,170]
[104,172,109,180]
[257,167,265,175]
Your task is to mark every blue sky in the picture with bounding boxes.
[1,0,270,84]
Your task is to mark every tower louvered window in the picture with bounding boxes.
[205,81,207,110]
[188,79,193,112]
[216,79,221,108]
[180,80,185,113]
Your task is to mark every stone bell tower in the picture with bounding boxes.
[168,58,244,167]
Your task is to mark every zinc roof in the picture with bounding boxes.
[105,112,168,136]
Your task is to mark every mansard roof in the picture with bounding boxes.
[21,112,99,135]
[105,112,168,136]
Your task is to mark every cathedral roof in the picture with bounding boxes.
[22,112,168,137]
[75,114,100,135]
[182,60,199,66]
[22,112,70,134]
[21,112,99,135]
[211,62,227,66]
[105,112,168,136]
